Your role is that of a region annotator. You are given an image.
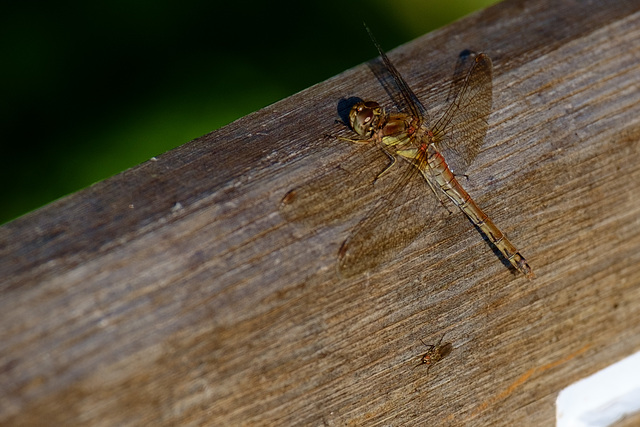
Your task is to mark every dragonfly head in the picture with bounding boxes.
[349,101,383,138]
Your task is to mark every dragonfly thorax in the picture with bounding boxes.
[349,101,383,138]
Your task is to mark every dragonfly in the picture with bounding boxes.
[414,334,453,373]
[281,26,534,279]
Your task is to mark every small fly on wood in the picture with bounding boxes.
[414,334,453,373]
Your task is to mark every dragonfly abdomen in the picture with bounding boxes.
[428,151,535,279]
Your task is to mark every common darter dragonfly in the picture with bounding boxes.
[281,27,534,279]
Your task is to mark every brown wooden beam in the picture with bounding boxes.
[2,0,640,424]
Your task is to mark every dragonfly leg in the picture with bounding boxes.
[373,147,397,182]
[335,135,372,144]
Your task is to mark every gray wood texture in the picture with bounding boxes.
[2,0,640,425]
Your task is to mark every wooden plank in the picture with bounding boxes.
[2,0,640,425]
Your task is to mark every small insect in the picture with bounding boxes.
[414,334,453,373]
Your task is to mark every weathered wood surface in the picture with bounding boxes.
[2,0,640,425]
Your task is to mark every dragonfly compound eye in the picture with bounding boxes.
[349,101,382,137]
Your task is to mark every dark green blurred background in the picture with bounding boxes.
[0,0,498,225]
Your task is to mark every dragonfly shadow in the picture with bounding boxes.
[337,97,362,127]
[468,218,518,276]
[446,49,477,103]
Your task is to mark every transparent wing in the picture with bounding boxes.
[337,155,441,278]
[279,141,390,227]
[365,24,427,125]
[432,53,493,174]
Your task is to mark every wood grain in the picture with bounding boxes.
[2,0,640,425]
